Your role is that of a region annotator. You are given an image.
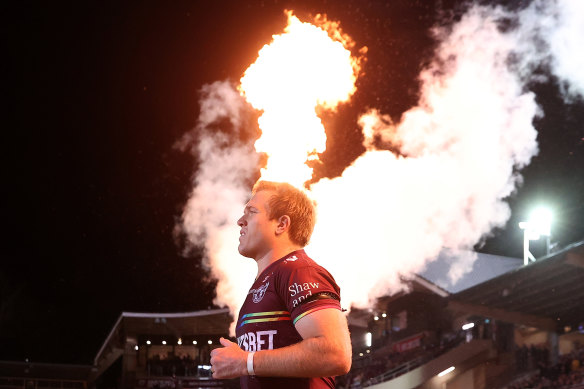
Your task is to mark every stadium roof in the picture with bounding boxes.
[419,251,523,294]
[448,241,584,332]
[93,308,231,378]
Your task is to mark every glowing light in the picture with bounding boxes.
[193,340,198,345]
[178,338,182,345]
[208,340,213,345]
[438,366,455,377]
[462,322,475,330]
[365,332,372,347]
[373,316,379,321]
[519,207,554,264]
[134,345,139,351]
[382,313,387,318]
[146,340,151,345]
[530,207,552,237]
[240,11,362,188]
[162,340,167,345]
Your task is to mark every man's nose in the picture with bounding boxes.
[237,215,245,226]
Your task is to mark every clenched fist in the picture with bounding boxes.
[210,337,248,379]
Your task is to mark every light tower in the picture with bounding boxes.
[518,207,552,266]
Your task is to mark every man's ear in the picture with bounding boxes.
[275,215,291,236]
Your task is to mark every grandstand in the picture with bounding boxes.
[1,241,582,389]
[92,308,237,389]
[339,240,584,388]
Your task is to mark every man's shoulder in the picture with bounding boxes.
[278,250,320,270]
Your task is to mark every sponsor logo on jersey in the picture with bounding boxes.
[289,281,321,308]
[237,330,277,351]
[289,282,320,297]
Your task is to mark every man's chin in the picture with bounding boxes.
[237,246,253,259]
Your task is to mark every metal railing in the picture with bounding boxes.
[355,334,467,388]
[359,355,428,387]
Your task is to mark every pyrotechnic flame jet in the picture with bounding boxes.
[239,11,363,188]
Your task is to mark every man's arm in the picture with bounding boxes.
[210,308,352,379]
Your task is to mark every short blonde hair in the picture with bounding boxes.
[252,181,316,247]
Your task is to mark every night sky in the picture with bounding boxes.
[3,1,583,364]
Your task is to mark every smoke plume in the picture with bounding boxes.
[176,81,258,323]
[178,0,582,321]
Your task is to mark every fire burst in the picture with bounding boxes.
[239,11,364,188]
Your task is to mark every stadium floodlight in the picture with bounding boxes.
[438,366,455,377]
[519,207,553,265]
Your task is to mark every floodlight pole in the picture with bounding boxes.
[522,229,537,266]
[519,221,538,266]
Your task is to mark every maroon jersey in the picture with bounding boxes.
[236,249,342,389]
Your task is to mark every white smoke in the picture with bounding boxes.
[524,0,584,99]
[309,4,541,306]
[176,81,258,325]
[179,0,583,317]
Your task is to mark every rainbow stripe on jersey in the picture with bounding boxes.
[292,304,340,324]
[239,311,291,327]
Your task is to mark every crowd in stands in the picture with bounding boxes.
[147,354,211,377]
[336,330,466,388]
[507,343,584,389]
[515,344,550,372]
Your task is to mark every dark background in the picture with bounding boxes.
[3,0,583,364]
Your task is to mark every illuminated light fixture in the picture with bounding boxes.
[462,323,475,330]
[366,349,370,354]
[359,353,363,357]
[134,345,139,351]
[178,338,182,345]
[146,340,151,345]
[519,207,553,265]
[162,340,167,345]
[373,315,379,321]
[192,340,198,345]
[208,340,213,345]
[365,332,372,347]
[438,366,455,377]
[382,313,387,318]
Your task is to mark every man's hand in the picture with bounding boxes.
[210,337,247,379]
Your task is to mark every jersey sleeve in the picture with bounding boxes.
[279,265,342,325]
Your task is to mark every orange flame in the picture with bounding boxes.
[239,11,363,187]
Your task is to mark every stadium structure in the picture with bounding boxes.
[1,241,582,389]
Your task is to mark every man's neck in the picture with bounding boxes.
[255,245,302,279]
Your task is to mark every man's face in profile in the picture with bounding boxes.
[237,190,278,259]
